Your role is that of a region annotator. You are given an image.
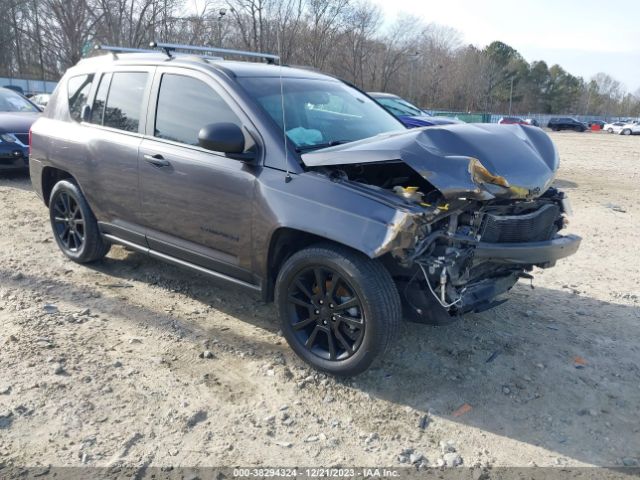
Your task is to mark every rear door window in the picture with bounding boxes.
[102,72,148,133]
[154,73,241,146]
[67,74,94,122]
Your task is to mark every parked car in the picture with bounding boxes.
[368,92,462,127]
[525,118,540,127]
[29,44,581,376]
[603,121,626,134]
[2,85,25,95]
[620,123,640,135]
[498,116,527,125]
[30,93,51,110]
[547,117,587,132]
[0,87,40,171]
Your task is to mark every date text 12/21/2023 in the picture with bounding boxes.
[233,468,401,478]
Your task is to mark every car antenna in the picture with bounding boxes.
[277,32,292,183]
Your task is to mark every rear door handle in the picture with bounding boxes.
[143,154,170,167]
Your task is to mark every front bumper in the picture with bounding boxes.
[473,234,581,265]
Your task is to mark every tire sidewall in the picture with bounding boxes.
[49,180,93,262]
[276,249,385,376]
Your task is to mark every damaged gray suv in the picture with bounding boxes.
[29,43,580,376]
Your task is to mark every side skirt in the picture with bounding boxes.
[102,233,262,294]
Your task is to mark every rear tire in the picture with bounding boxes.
[49,180,111,263]
[275,243,401,377]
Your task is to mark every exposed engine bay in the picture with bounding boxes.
[303,124,581,324]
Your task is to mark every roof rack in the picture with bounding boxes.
[94,42,280,65]
[95,45,155,56]
[149,42,280,64]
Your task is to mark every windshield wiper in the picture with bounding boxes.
[295,140,352,153]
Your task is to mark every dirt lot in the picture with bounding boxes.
[1,131,639,470]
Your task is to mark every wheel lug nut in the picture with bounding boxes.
[319,300,324,305]
[332,316,336,320]
[329,304,334,308]
[315,310,320,314]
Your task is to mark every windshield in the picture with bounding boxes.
[375,97,424,117]
[0,89,39,113]
[238,77,404,151]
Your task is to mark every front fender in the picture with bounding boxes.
[253,169,423,277]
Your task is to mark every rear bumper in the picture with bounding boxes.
[474,234,581,265]
[29,158,44,201]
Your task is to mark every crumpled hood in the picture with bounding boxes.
[302,123,559,200]
[0,112,40,134]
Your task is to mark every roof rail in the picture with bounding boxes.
[149,42,280,64]
[95,45,155,56]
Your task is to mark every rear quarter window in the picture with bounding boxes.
[67,74,94,122]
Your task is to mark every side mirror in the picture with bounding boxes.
[80,104,91,122]
[198,122,246,155]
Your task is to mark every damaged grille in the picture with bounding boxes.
[480,204,559,243]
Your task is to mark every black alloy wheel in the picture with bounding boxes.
[275,244,401,376]
[286,266,365,361]
[52,190,85,252]
[49,180,111,263]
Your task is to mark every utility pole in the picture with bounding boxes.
[409,52,420,103]
[217,8,226,47]
[32,0,46,93]
[508,77,514,115]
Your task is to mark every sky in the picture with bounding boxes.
[370,0,640,93]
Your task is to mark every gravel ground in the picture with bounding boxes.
[0,131,639,470]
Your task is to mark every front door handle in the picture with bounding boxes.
[143,154,170,167]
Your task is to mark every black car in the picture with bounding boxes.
[547,117,587,132]
[29,43,581,376]
[0,87,40,171]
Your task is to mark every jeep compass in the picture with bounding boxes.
[29,43,581,376]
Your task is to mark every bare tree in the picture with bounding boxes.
[1,0,638,116]
[376,14,421,94]
[334,0,381,87]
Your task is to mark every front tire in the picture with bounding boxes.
[49,180,111,263]
[275,244,401,377]
[622,129,632,136]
